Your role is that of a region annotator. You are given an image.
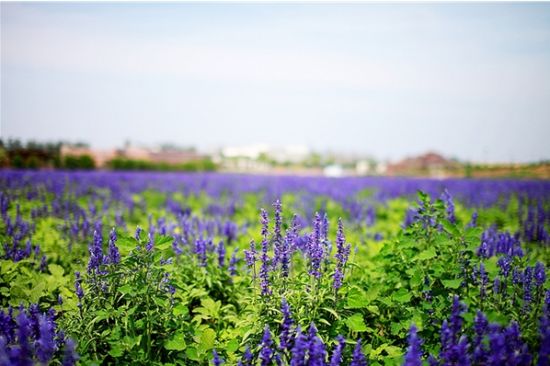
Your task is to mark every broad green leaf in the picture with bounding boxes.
[345,313,367,332]
[346,287,368,308]
[441,279,462,289]
[198,328,216,351]
[415,248,436,261]
[165,333,186,351]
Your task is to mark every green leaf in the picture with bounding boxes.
[345,313,367,332]
[118,284,134,296]
[441,279,462,289]
[392,288,412,303]
[186,347,199,361]
[48,264,64,278]
[226,338,240,353]
[165,333,186,351]
[173,304,188,317]
[109,344,125,357]
[198,328,216,351]
[346,287,368,308]
[415,248,437,261]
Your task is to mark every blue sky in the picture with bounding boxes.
[2,2,550,162]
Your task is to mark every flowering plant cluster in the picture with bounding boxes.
[1,171,549,365]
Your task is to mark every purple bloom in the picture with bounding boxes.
[308,323,327,366]
[260,208,269,239]
[333,218,350,292]
[244,240,257,268]
[290,327,307,366]
[404,324,423,366]
[539,312,550,366]
[260,237,271,296]
[279,298,294,351]
[351,339,367,366]
[329,335,345,366]
[62,338,79,366]
[229,249,238,276]
[108,228,120,265]
[13,311,33,366]
[534,261,546,287]
[74,272,84,301]
[135,226,142,242]
[240,346,253,366]
[473,311,488,364]
[87,230,104,273]
[213,349,223,366]
[194,238,207,267]
[36,314,56,364]
[260,326,273,366]
[493,276,502,295]
[498,256,512,277]
[441,189,456,224]
[467,211,478,228]
[217,241,226,268]
[308,214,325,279]
[524,266,533,310]
[146,232,154,251]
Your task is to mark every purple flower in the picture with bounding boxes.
[498,256,512,277]
[260,237,271,296]
[535,261,546,287]
[87,230,104,273]
[467,211,478,228]
[62,338,79,366]
[333,218,350,292]
[135,226,142,242]
[308,323,327,366]
[260,326,273,366]
[524,266,534,310]
[213,349,223,366]
[493,277,501,295]
[239,346,253,366]
[273,200,283,262]
[473,311,488,364]
[279,298,294,351]
[13,311,33,366]
[146,232,154,251]
[36,314,56,364]
[290,327,307,366]
[244,240,257,268]
[260,208,269,239]
[229,249,238,276]
[350,339,367,366]
[477,263,488,298]
[404,324,423,366]
[74,272,84,301]
[329,335,345,366]
[194,238,207,267]
[441,189,456,224]
[539,312,550,366]
[108,228,120,265]
[217,241,226,268]
[308,214,325,279]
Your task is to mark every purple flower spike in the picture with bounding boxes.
[260,326,273,366]
[351,339,367,366]
[329,335,345,366]
[404,324,423,366]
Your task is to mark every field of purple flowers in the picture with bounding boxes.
[1,171,549,365]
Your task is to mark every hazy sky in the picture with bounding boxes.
[2,2,550,163]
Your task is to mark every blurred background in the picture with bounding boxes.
[1,2,549,177]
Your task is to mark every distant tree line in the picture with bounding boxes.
[106,158,217,172]
[0,139,217,172]
[0,139,96,170]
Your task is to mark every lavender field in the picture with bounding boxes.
[0,170,549,365]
